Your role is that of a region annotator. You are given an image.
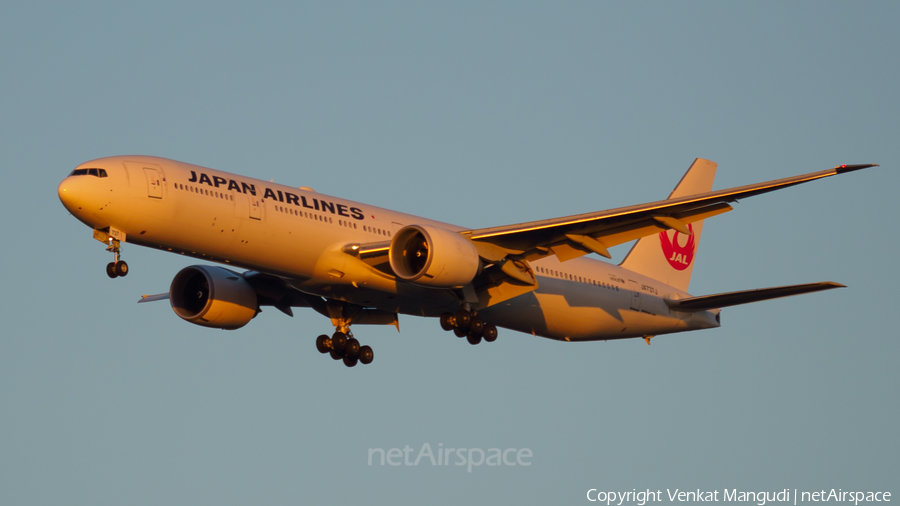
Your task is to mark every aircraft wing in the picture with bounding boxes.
[138,293,169,303]
[463,164,878,263]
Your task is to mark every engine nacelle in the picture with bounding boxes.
[388,224,481,288]
[169,265,258,330]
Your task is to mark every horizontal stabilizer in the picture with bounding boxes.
[138,293,170,303]
[665,282,845,312]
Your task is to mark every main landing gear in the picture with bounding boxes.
[316,329,374,367]
[440,308,498,345]
[105,238,128,278]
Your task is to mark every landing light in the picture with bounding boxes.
[341,243,361,256]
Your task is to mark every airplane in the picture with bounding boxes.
[57,156,879,367]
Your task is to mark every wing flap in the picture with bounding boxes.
[665,282,845,312]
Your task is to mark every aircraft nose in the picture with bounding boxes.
[58,177,75,209]
[57,176,90,213]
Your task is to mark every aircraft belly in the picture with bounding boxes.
[330,286,459,317]
[297,275,460,317]
[481,279,694,342]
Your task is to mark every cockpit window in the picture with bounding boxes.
[69,168,108,177]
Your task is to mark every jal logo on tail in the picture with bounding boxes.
[659,224,695,271]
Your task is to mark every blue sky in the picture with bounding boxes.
[1,2,897,504]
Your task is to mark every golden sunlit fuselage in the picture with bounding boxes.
[58,155,720,341]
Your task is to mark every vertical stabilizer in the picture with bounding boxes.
[618,158,718,292]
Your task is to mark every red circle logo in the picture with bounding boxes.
[659,224,695,271]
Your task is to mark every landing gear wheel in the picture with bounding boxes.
[344,338,360,359]
[440,312,455,331]
[453,327,467,338]
[114,261,129,277]
[316,335,331,354]
[330,349,343,360]
[343,356,358,367]
[455,308,472,330]
[359,345,374,365]
[331,332,347,353]
[466,333,482,345]
[106,262,118,278]
[469,317,485,336]
[483,324,498,342]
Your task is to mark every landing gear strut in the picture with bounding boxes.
[105,238,128,278]
[315,329,374,367]
[440,308,498,345]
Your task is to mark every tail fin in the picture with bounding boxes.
[619,158,718,292]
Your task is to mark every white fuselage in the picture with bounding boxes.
[58,156,720,342]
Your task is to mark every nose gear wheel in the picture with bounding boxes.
[104,238,129,278]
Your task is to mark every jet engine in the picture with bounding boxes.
[169,265,259,329]
[388,224,481,288]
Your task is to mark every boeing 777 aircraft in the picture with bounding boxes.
[58,157,879,367]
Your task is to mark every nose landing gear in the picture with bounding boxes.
[105,238,128,278]
[440,309,498,345]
